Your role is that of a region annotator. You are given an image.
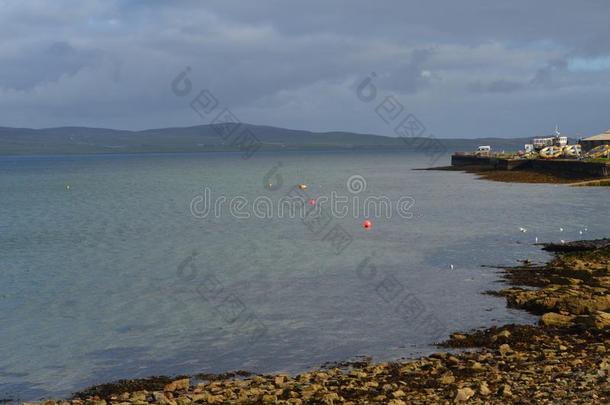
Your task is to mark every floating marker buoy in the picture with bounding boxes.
[535,237,539,243]
[363,219,372,230]
[298,184,308,190]
[308,199,316,206]
[65,185,71,191]
[559,227,564,232]
[450,264,454,270]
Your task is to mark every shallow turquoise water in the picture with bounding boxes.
[1,151,608,400]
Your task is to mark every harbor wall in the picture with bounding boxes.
[451,154,609,177]
[451,155,530,170]
[530,159,609,177]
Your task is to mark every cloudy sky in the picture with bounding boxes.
[2,0,610,138]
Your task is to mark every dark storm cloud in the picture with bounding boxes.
[0,41,103,90]
[469,58,569,94]
[1,0,610,137]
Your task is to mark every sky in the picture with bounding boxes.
[1,0,610,138]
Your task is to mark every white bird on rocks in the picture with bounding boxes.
[560,240,566,244]
[519,227,527,233]
[535,237,539,243]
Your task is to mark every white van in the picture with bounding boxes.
[475,145,491,156]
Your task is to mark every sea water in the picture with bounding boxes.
[1,151,607,400]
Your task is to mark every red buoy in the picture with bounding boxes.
[308,199,316,206]
[363,219,372,230]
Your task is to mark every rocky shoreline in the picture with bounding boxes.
[421,165,609,185]
[23,239,610,404]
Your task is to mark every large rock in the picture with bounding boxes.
[164,378,190,392]
[499,384,513,397]
[455,387,475,402]
[499,344,512,357]
[576,311,610,329]
[563,290,610,314]
[505,285,610,315]
[129,392,147,402]
[540,312,576,327]
[440,372,455,385]
[152,392,177,405]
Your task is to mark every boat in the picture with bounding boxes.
[585,144,610,159]
[532,137,555,151]
[532,125,567,151]
[563,144,581,158]
[539,145,564,159]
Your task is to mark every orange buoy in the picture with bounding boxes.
[298,184,308,190]
[363,219,372,230]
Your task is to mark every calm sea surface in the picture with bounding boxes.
[1,151,608,400]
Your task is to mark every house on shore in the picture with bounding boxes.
[581,130,610,151]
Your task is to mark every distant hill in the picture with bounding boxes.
[0,123,535,155]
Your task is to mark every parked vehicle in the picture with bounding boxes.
[475,145,491,156]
